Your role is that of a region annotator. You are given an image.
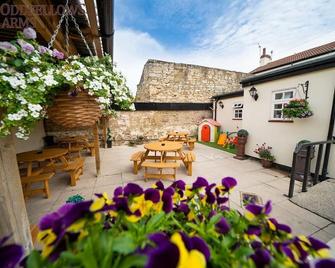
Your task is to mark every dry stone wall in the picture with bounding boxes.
[109,110,211,145]
[136,59,247,103]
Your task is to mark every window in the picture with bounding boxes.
[271,88,295,120]
[233,103,243,119]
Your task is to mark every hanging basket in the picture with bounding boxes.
[47,89,101,129]
[283,99,313,119]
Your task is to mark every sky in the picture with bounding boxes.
[114,0,335,94]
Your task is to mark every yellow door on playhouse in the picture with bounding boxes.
[217,133,227,146]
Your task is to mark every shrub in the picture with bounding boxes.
[237,129,249,138]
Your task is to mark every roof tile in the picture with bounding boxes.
[251,41,335,74]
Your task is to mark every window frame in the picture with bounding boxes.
[233,103,243,120]
[270,88,296,121]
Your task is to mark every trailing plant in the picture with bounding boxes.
[0,28,133,139]
[283,99,313,119]
[237,129,249,138]
[254,143,275,161]
[2,177,334,268]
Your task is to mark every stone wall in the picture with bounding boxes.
[136,59,247,103]
[109,110,211,145]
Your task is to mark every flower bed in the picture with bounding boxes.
[0,28,133,139]
[1,177,334,268]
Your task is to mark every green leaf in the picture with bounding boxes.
[234,246,253,259]
[26,250,45,268]
[186,222,202,232]
[145,212,165,233]
[118,254,147,268]
[12,58,23,67]
[112,233,136,254]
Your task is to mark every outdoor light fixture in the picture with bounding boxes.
[298,80,310,99]
[249,86,259,101]
[218,100,224,108]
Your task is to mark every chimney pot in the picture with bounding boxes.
[259,47,272,66]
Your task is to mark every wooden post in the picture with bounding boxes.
[0,133,32,251]
[93,123,101,176]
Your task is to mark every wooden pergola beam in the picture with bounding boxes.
[13,0,69,55]
[85,0,103,57]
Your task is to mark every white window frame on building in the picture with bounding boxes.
[233,103,243,119]
[271,88,296,120]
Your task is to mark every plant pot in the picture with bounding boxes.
[107,140,112,148]
[234,136,247,160]
[261,159,273,168]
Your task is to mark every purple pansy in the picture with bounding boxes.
[123,183,143,196]
[268,218,291,233]
[171,180,185,190]
[0,41,17,53]
[0,236,24,268]
[154,181,165,191]
[162,187,174,213]
[180,233,210,261]
[52,49,64,59]
[174,202,190,215]
[246,201,272,216]
[246,225,262,236]
[215,217,230,234]
[250,248,271,268]
[114,186,123,197]
[17,39,34,54]
[217,196,229,205]
[23,27,37,39]
[315,259,335,268]
[144,188,160,203]
[146,239,179,268]
[192,176,208,189]
[221,176,237,191]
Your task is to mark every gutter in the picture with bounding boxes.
[241,54,335,86]
[96,0,114,58]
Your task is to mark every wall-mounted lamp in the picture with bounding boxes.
[218,100,224,109]
[298,80,309,99]
[249,86,259,101]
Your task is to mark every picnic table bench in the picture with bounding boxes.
[159,132,196,150]
[130,141,196,179]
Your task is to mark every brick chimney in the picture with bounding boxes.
[259,48,272,66]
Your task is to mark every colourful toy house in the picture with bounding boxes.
[198,119,221,142]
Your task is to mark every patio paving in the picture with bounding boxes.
[25,143,335,244]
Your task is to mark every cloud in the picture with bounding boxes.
[114,0,335,94]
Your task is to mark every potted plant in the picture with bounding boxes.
[234,129,248,160]
[283,99,313,119]
[254,143,275,168]
[106,128,112,148]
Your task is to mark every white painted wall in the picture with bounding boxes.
[243,67,335,178]
[14,121,45,153]
[216,96,243,133]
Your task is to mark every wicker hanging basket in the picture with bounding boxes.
[47,89,101,129]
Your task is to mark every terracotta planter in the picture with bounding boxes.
[261,159,273,168]
[234,136,248,160]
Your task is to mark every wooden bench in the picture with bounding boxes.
[142,161,180,181]
[130,151,145,174]
[63,157,84,186]
[187,138,196,150]
[21,172,55,198]
[184,151,196,176]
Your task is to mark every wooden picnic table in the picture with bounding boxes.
[140,141,186,167]
[58,136,95,156]
[17,148,68,176]
[166,131,188,141]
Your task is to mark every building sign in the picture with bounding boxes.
[0,3,84,29]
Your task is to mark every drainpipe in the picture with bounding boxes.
[96,0,114,60]
[321,87,335,179]
[213,98,217,121]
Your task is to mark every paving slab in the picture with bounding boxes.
[23,143,335,245]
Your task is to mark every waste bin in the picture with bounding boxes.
[293,140,315,182]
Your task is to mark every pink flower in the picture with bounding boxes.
[17,39,34,54]
[23,27,37,39]
[0,41,17,53]
[52,49,64,60]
